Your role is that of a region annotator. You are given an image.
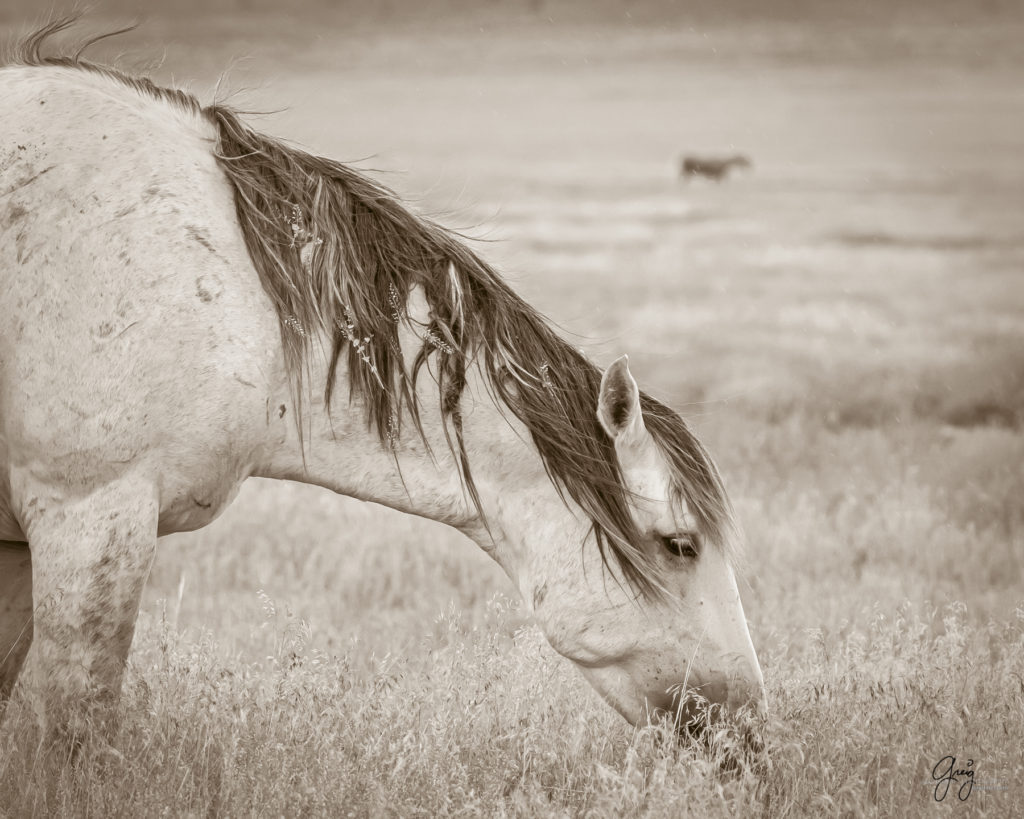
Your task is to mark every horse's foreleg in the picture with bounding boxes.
[0,541,33,718]
[13,477,158,744]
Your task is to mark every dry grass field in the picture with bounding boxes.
[1,2,1023,816]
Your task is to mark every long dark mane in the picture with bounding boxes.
[11,17,736,597]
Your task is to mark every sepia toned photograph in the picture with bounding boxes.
[0,0,1021,815]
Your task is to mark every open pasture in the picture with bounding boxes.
[1,4,1022,816]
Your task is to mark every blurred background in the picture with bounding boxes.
[2,0,1022,728]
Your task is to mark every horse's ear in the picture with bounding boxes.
[598,355,646,444]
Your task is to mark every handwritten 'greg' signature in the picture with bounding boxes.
[932,755,974,802]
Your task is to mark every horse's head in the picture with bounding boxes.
[465,354,766,728]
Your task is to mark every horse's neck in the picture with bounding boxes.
[251,341,526,541]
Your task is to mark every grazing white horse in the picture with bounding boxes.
[0,19,765,744]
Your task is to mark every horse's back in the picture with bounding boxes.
[0,66,278,528]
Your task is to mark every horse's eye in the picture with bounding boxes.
[662,534,700,560]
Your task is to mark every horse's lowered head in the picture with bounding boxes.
[481,355,765,727]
